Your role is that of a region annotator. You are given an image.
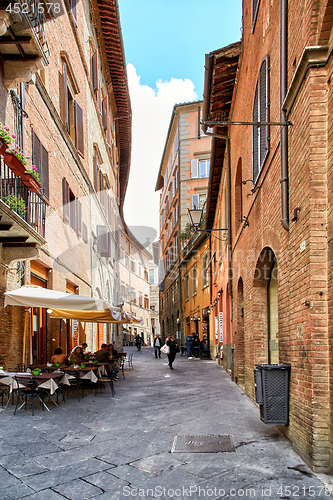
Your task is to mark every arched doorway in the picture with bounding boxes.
[236,277,245,384]
[253,247,279,364]
[268,261,279,363]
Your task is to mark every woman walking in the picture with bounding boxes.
[166,335,178,369]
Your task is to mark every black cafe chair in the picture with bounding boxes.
[13,376,50,416]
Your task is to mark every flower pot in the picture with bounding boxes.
[4,153,26,177]
[0,138,8,155]
[22,172,41,194]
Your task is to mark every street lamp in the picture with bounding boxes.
[187,207,204,229]
[187,207,228,239]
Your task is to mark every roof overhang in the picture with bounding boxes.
[202,41,241,229]
[92,0,132,211]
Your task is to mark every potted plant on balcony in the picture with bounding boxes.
[0,122,15,155]
[4,144,29,176]
[4,193,26,218]
[22,165,41,194]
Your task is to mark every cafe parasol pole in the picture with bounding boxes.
[22,307,29,366]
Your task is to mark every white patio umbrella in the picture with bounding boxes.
[4,285,111,310]
[4,286,143,364]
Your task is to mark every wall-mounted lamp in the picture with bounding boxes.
[217,288,223,297]
[242,179,254,185]
[176,318,180,324]
[187,208,228,237]
[291,206,301,222]
[197,317,201,321]
[238,216,249,228]
[190,316,194,321]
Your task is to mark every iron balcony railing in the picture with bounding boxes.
[0,155,46,238]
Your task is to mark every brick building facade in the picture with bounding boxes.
[0,0,132,367]
[203,0,333,473]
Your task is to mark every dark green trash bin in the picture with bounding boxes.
[254,364,291,425]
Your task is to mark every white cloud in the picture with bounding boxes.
[123,64,197,238]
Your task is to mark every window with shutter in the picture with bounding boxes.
[102,97,107,130]
[82,222,88,243]
[192,194,200,209]
[252,0,261,30]
[63,62,69,129]
[75,101,84,156]
[76,199,82,237]
[93,150,99,192]
[191,159,199,178]
[252,55,270,184]
[91,51,98,92]
[62,177,70,223]
[97,225,110,257]
[41,145,49,198]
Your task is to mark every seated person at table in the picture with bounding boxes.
[70,346,85,363]
[50,347,69,365]
[95,344,111,363]
[107,343,118,359]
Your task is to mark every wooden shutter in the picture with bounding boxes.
[97,225,110,257]
[192,194,200,209]
[64,62,69,129]
[70,0,77,23]
[93,150,99,191]
[252,84,259,183]
[74,101,84,156]
[76,199,82,237]
[32,130,41,174]
[92,52,98,92]
[260,58,267,168]
[106,104,112,146]
[102,97,107,130]
[82,222,88,243]
[99,170,103,195]
[62,177,70,223]
[41,144,49,198]
[191,159,199,178]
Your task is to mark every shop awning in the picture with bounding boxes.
[48,308,143,325]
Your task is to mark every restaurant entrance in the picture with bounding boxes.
[29,261,48,365]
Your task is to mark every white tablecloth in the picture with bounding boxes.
[81,370,98,383]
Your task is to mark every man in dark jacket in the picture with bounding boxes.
[153,334,162,358]
[135,334,142,350]
[186,332,195,358]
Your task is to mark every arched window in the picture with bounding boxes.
[253,56,270,184]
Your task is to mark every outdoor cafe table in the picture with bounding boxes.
[0,371,66,394]
[29,363,109,378]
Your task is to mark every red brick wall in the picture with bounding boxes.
[227,0,333,472]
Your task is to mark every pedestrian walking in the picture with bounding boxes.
[135,334,142,351]
[166,334,178,369]
[186,332,195,358]
[153,334,162,358]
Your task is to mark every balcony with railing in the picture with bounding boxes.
[0,0,51,88]
[0,155,46,265]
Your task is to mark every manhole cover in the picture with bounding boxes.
[171,435,235,453]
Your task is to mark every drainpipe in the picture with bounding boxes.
[280,0,289,231]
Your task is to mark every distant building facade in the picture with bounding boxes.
[149,241,160,345]
[118,224,152,345]
[156,101,212,344]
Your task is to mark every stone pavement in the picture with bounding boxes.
[0,347,332,500]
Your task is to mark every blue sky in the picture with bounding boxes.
[118,0,242,99]
[119,0,242,236]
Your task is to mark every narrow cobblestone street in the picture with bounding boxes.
[0,348,331,500]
